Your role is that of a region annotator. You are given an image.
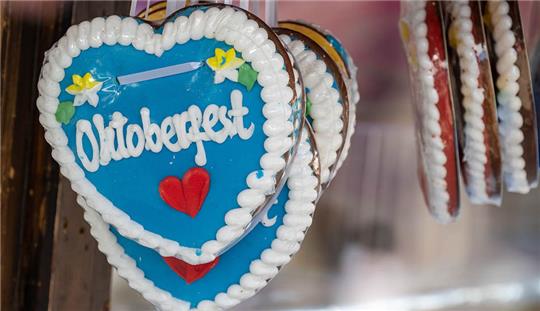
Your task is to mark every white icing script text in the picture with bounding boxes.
[76,90,254,172]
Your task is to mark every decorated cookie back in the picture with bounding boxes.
[482,0,539,193]
[444,0,503,205]
[278,20,359,184]
[400,1,460,222]
[274,27,349,186]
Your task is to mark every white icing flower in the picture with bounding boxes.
[66,72,103,107]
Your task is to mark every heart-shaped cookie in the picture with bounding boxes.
[37,5,301,264]
[275,28,349,185]
[278,21,360,185]
[80,124,321,310]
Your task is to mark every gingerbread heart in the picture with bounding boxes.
[36,4,301,265]
[80,124,321,310]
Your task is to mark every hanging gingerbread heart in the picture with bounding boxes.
[444,0,503,205]
[400,1,460,222]
[36,4,303,265]
[80,124,321,310]
[274,27,350,186]
[482,0,539,193]
[278,20,360,185]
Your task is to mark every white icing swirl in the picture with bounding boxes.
[401,1,452,222]
[488,0,529,193]
[36,8,296,265]
[80,126,319,311]
[448,1,491,203]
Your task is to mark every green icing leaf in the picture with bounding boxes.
[55,101,75,125]
[305,97,312,117]
[238,63,258,91]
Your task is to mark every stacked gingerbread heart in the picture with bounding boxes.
[36,3,359,310]
[400,0,539,223]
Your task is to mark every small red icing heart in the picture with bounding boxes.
[159,168,210,217]
[163,256,219,284]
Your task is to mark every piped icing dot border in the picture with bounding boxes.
[276,30,348,184]
[401,1,458,222]
[80,125,320,311]
[36,6,298,264]
[278,20,360,181]
[487,0,529,193]
[447,1,490,201]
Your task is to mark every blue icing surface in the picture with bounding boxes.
[112,185,289,306]
[60,25,269,247]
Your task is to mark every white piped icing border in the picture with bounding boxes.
[487,1,529,193]
[37,7,296,264]
[448,1,490,202]
[334,52,360,174]
[81,126,319,311]
[279,34,344,184]
[401,1,451,222]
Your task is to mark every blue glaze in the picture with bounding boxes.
[112,185,288,306]
[60,17,272,247]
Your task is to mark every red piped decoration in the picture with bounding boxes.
[159,167,210,217]
[163,256,220,284]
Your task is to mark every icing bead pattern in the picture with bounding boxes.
[402,1,451,222]
[81,126,319,311]
[487,1,529,193]
[279,34,344,183]
[448,1,489,202]
[334,50,360,175]
[37,8,297,264]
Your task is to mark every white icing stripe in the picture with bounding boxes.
[448,1,490,202]
[37,7,296,265]
[487,1,529,193]
[401,1,451,222]
[80,126,318,311]
[279,34,344,183]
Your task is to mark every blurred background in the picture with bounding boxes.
[110,1,540,311]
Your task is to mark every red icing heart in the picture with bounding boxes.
[159,168,210,217]
[163,256,220,284]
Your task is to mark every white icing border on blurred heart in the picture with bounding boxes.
[447,1,495,204]
[279,33,345,184]
[80,127,319,311]
[487,1,529,193]
[37,7,296,265]
[401,1,451,222]
[332,41,360,178]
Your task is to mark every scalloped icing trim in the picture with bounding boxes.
[278,34,344,184]
[334,49,359,175]
[37,7,296,264]
[448,1,490,202]
[401,1,451,222]
[487,0,529,193]
[81,126,319,311]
